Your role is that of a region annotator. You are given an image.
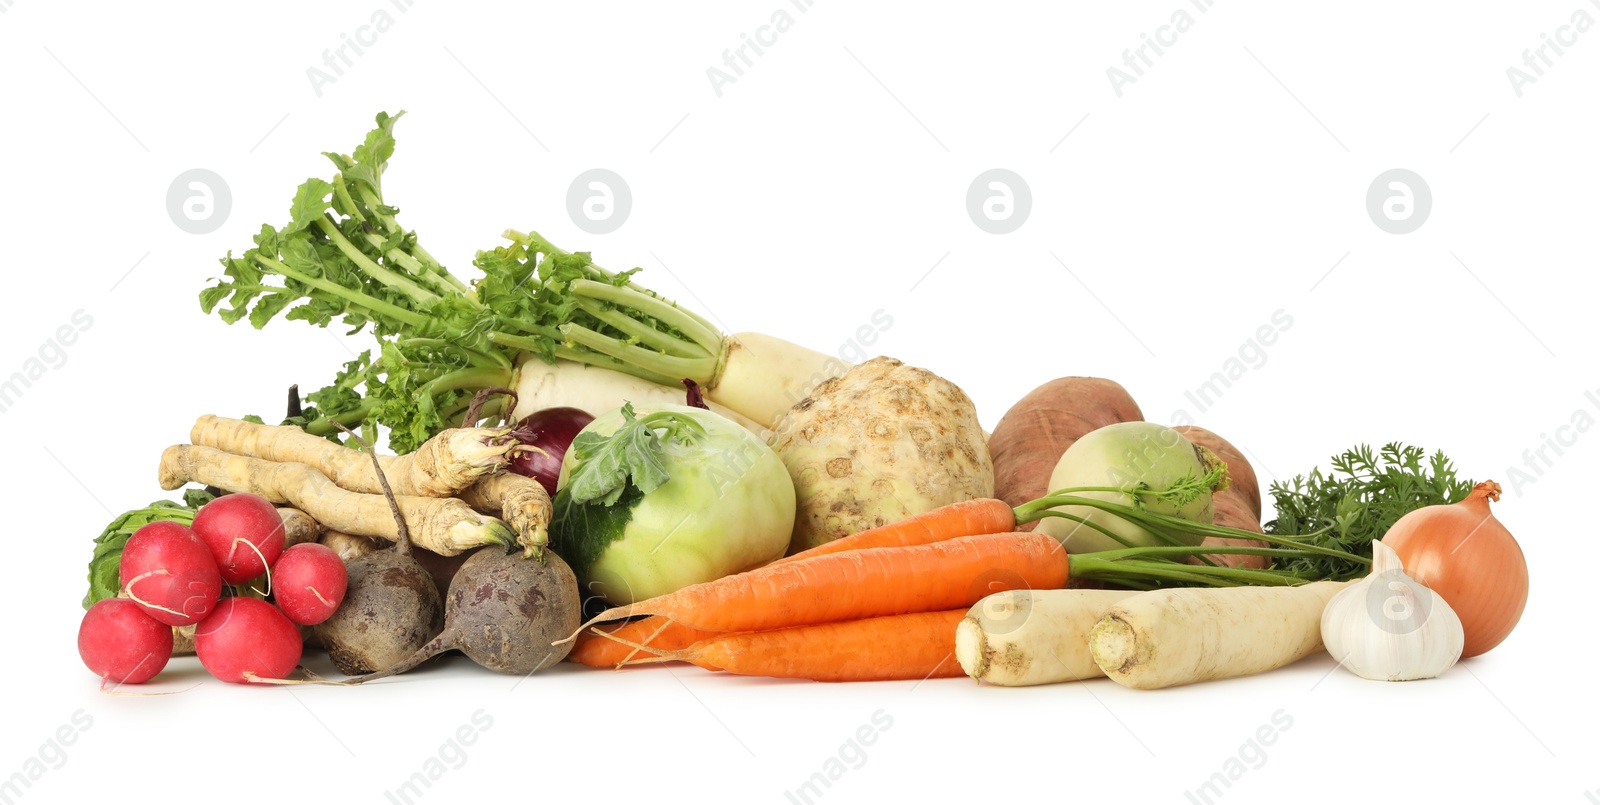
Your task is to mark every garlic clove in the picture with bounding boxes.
[1320,540,1465,682]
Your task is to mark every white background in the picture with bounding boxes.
[2,2,1596,803]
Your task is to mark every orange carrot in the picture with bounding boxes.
[569,619,722,668]
[774,498,1017,566]
[558,532,1071,639]
[605,610,969,682]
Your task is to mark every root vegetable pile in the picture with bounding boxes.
[71,110,1530,698]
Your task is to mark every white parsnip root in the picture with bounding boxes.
[159,444,514,557]
[1090,582,1351,690]
[955,590,1139,686]
[190,415,514,498]
[277,507,320,548]
[456,473,552,558]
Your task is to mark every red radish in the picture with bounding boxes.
[119,521,223,626]
[78,599,174,684]
[273,543,348,625]
[194,598,303,684]
[192,493,286,584]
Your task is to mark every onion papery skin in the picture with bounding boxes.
[1383,481,1527,658]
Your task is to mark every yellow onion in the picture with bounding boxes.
[1381,481,1527,657]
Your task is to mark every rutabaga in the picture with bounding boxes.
[1320,540,1464,682]
[549,403,795,605]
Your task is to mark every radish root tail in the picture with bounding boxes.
[121,570,191,620]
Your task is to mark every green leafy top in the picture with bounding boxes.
[199,111,730,452]
[1265,443,1474,580]
[563,403,708,506]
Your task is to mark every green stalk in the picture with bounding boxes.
[570,279,724,356]
[357,185,470,294]
[252,254,429,329]
[560,323,719,383]
[1016,493,1368,568]
[313,216,440,306]
[575,298,712,359]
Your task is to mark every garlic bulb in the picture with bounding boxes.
[1320,540,1465,681]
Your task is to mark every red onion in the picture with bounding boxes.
[507,407,595,496]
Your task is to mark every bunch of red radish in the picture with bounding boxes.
[77,493,349,686]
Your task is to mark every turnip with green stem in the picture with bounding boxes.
[1031,421,1227,554]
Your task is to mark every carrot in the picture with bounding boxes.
[775,497,1018,565]
[559,531,1071,639]
[606,610,968,682]
[569,619,723,668]
[595,499,1017,649]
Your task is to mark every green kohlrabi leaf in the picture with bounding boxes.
[563,403,707,506]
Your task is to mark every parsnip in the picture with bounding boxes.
[1090,581,1351,690]
[191,415,512,497]
[277,507,320,548]
[457,473,552,557]
[955,590,1138,686]
[158,445,514,556]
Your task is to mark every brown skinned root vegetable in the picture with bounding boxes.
[158,445,515,556]
[351,547,581,681]
[989,378,1144,527]
[314,546,444,675]
[191,415,515,497]
[1174,426,1268,570]
[455,472,553,558]
[277,507,320,547]
[320,530,383,561]
[770,357,993,553]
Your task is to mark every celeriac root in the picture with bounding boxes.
[159,445,514,556]
[456,473,552,559]
[190,415,513,497]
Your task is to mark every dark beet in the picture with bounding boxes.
[313,551,443,675]
[351,548,581,681]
